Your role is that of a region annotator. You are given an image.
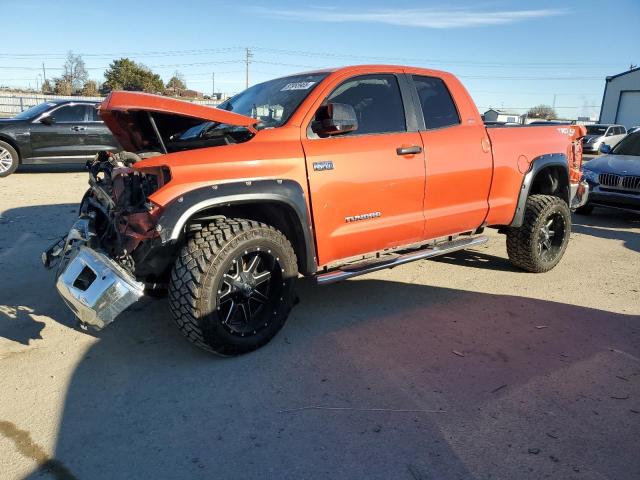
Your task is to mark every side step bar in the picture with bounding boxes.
[316,236,488,286]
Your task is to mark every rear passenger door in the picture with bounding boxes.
[302,73,426,266]
[85,104,120,153]
[410,74,493,239]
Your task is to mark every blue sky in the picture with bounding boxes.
[1,0,639,118]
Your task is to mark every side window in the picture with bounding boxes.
[324,74,406,135]
[606,127,614,136]
[412,75,460,130]
[88,105,103,122]
[52,104,88,123]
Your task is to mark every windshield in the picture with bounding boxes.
[611,132,640,156]
[586,125,607,135]
[218,72,329,128]
[13,102,56,120]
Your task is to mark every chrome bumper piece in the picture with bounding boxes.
[56,246,145,330]
[570,179,590,210]
[44,217,145,330]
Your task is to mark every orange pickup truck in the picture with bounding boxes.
[43,65,589,355]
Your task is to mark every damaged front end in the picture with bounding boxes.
[43,151,169,330]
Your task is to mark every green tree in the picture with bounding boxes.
[81,80,99,96]
[103,58,164,93]
[62,51,89,92]
[166,71,187,92]
[527,104,558,120]
[53,77,73,96]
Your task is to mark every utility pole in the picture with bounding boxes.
[42,63,47,82]
[245,48,253,89]
[212,72,215,99]
[552,94,557,109]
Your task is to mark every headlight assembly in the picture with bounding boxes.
[582,169,599,183]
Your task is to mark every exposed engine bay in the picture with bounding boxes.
[81,151,170,272]
[43,151,171,279]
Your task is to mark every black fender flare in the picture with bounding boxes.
[156,179,317,274]
[510,154,570,227]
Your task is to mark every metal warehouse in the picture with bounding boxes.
[599,66,640,128]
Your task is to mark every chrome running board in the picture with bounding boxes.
[316,236,488,285]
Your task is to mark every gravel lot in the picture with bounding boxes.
[1,169,639,480]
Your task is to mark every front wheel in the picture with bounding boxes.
[0,141,19,177]
[169,218,298,356]
[506,194,571,273]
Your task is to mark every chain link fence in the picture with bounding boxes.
[0,92,221,117]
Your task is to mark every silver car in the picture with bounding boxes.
[582,124,627,153]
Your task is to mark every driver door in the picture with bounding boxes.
[302,73,426,266]
[30,103,94,162]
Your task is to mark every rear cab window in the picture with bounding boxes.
[412,75,460,130]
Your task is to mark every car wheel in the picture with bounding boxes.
[506,194,571,273]
[0,140,19,177]
[169,218,298,356]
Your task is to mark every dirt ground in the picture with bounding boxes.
[1,168,639,480]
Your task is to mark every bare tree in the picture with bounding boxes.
[63,51,89,92]
[527,104,558,120]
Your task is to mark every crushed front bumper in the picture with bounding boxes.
[43,219,145,330]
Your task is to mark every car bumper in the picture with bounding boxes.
[582,144,600,153]
[43,219,145,330]
[586,185,640,212]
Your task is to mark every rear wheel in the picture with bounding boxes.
[506,194,571,273]
[169,218,298,356]
[0,141,18,177]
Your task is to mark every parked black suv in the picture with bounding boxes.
[0,100,119,177]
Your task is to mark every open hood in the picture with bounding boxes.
[99,91,257,152]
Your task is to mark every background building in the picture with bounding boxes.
[599,67,640,128]
[482,109,522,123]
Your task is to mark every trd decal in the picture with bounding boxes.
[313,160,334,171]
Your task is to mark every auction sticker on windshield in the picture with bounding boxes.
[281,82,316,91]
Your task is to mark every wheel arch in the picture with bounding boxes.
[0,134,22,163]
[510,154,570,228]
[156,180,317,275]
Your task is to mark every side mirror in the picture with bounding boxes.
[40,116,55,125]
[311,103,358,136]
[599,143,611,154]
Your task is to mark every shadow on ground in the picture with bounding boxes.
[17,285,640,480]
[2,204,639,480]
[16,164,85,175]
[572,209,640,253]
[0,203,78,345]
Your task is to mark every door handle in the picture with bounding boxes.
[71,126,87,132]
[396,145,422,156]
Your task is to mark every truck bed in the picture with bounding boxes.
[484,124,584,225]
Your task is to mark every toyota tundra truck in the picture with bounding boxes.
[43,65,589,356]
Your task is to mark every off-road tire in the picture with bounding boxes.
[169,218,298,356]
[506,194,571,273]
[0,140,19,177]
[574,204,594,215]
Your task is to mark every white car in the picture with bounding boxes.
[582,124,627,153]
